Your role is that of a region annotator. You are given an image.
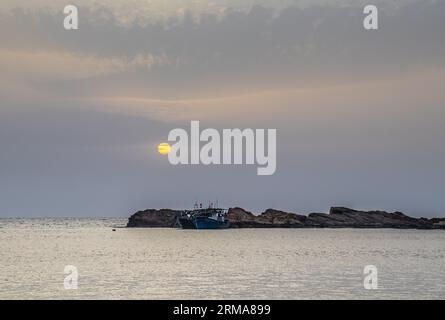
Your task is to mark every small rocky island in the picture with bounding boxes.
[127,207,445,229]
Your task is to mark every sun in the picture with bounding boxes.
[158,143,171,155]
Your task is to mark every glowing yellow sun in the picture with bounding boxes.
[158,143,171,155]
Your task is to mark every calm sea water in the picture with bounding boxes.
[0,218,444,299]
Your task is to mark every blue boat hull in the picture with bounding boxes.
[178,216,229,229]
[194,217,230,229]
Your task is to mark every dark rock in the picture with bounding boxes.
[306,207,435,229]
[430,218,445,228]
[126,209,180,228]
[228,208,306,228]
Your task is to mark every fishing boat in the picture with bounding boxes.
[178,203,229,229]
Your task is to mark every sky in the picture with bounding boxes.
[0,0,444,217]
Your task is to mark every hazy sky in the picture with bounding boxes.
[1,0,444,217]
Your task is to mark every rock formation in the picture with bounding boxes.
[126,206,445,229]
[126,209,181,228]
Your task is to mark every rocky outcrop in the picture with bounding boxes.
[126,209,180,228]
[126,206,445,229]
[305,207,435,229]
[227,208,307,228]
[430,218,445,228]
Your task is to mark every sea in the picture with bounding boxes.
[0,218,444,299]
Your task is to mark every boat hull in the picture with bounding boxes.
[178,217,196,229]
[194,217,230,229]
[178,217,230,229]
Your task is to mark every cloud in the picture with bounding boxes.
[1,0,444,104]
